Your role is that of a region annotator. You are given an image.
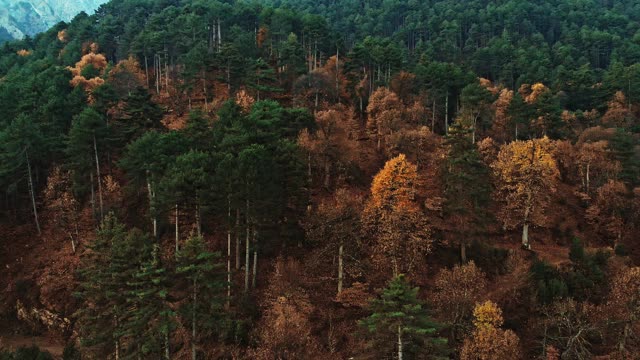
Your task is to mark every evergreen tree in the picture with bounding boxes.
[443,122,491,262]
[176,235,226,360]
[124,246,175,360]
[66,107,109,219]
[0,114,48,235]
[248,58,281,101]
[359,275,448,359]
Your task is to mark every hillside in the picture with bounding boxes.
[0,0,105,41]
[0,0,639,359]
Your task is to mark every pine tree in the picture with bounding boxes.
[75,214,127,359]
[124,246,175,360]
[176,235,226,360]
[0,114,49,235]
[66,107,109,219]
[443,122,491,262]
[359,275,448,360]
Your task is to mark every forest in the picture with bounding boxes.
[0,0,639,358]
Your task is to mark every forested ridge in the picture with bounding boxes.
[0,0,639,359]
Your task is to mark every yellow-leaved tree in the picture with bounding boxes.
[492,137,559,249]
[461,301,521,360]
[363,154,432,277]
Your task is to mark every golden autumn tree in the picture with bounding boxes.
[367,87,403,152]
[363,154,432,277]
[461,301,521,360]
[492,137,560,249]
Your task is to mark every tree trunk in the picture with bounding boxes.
[252,246,257,289]
[432,99,436,132]
[235,209,240,270]
[252,227,258,288]
[25,149,41,236]
[397,325,403,360]
[586,163,590,192]
[445,93,449,135]
[522,223,530,249]
[93,134,104,221]
[337,241,344,295]
[90,172,95,221]
[195,197,201,237]
[147,172,157,238]
[144,54,149,89]
[192,277,197,360]
[69,234,76,253]
[226,197,232,309]
[175,203,179,256]
[244,201,250,293]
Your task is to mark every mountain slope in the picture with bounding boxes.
[0,0,105,41]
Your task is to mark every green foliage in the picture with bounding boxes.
[531,239,610,305]
[66,107,108,196]
[531,260,568,305]
[75,214,157,358]
[176,235,227,343]
[0,346,53,360]
[359,275,448,359]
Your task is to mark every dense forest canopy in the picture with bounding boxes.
[0,0,639,359]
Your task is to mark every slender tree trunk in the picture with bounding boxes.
[93,134,104,221]
[397,325,403,360]
[432,99,436,132]
[69,234,76,253]
[25,149,41,236]
[586,163,590,192]
[252,241,257,288]
[235,209,240,270]
[226,197,232,309]
[115,339,119,360]
[144,54,149,88]
[192,278,197,360]
[337,241,344,295]
[195,197,201,237]
[445,93,449,135]
[251,226,258,288]
[244,201,250,293]
[90,172,95,220]
[147,172,157,238]
[522,223,530,249]
[175,203,179,256]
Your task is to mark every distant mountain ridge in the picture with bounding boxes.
[0,0,105,42]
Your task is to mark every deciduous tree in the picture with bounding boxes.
[492,137,559,249]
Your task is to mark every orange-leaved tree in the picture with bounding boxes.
[363,154,432,277]
[461,300,521,360]
[492,137,559,249]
